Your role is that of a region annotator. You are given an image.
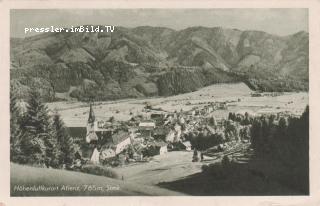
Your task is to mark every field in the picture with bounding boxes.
[113,151,203,185]
[47,83,309,127]
[112,143,249,186]
[10,163,183,196]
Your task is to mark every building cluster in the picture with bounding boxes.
[71,100,250,167]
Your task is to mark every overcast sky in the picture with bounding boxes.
[11,9,308,38]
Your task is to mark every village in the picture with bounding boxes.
[60,81,309,174]
[67,96,268,171]
[68,101,229,166]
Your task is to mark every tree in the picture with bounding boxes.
[228,112,235,121]
[209,116,217,126]
[225,120,239,141]
[242,112,251,125]
[250,118,263,156]
[19,90,60,167]
[109,116,115,123]
[240,126,250,140]
[10,92,23,162]
[53,112,76,167]
[249,106,309,193]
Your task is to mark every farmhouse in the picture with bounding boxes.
[111,131,131,154]
[94,131,131,163]
[139,122,156,138]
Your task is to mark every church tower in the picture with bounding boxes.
[88,103,95,124]
[86,103,98,143]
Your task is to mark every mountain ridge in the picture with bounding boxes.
[10,26,309,101]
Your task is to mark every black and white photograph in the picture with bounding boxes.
[9,8,309,197]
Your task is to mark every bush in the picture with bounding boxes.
[80,164,119,179]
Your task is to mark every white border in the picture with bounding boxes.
[1,1,320,206]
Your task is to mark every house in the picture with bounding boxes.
[139,122,156,128]
[174,123,182,141]
[80,104,132,164]
[139,122,156,138]
[133,152,143,161]
[157,142,168,155]
[111,131,132,154]
[90,148,100,164]
[97,131,131,163]
[100,148,116,161]
[179,116,185,124]
[150,112,165,120]
[165,129,176,142]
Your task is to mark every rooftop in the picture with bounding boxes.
[139,122,156,128]
[112,131,130,145]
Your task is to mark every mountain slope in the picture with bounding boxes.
[10,26,309,101]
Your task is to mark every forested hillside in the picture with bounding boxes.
[11,26,308,101]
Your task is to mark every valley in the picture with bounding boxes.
[47,83,308,127]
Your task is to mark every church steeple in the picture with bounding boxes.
[88,103,95,123]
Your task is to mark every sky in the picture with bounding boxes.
[10,9,308,38]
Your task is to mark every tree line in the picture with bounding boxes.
[249,106,309,193]
[10,89,77,168]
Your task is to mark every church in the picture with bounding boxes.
[85,103,132,164]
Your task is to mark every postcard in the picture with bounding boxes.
[1,0,320,206]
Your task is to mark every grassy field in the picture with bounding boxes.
[112,148,246,186]
[47,83,308,127]
[113,151,204,185]
[10,163,184,196]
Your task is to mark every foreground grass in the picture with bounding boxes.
[11,163,183,196]
[158,160,308,196]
